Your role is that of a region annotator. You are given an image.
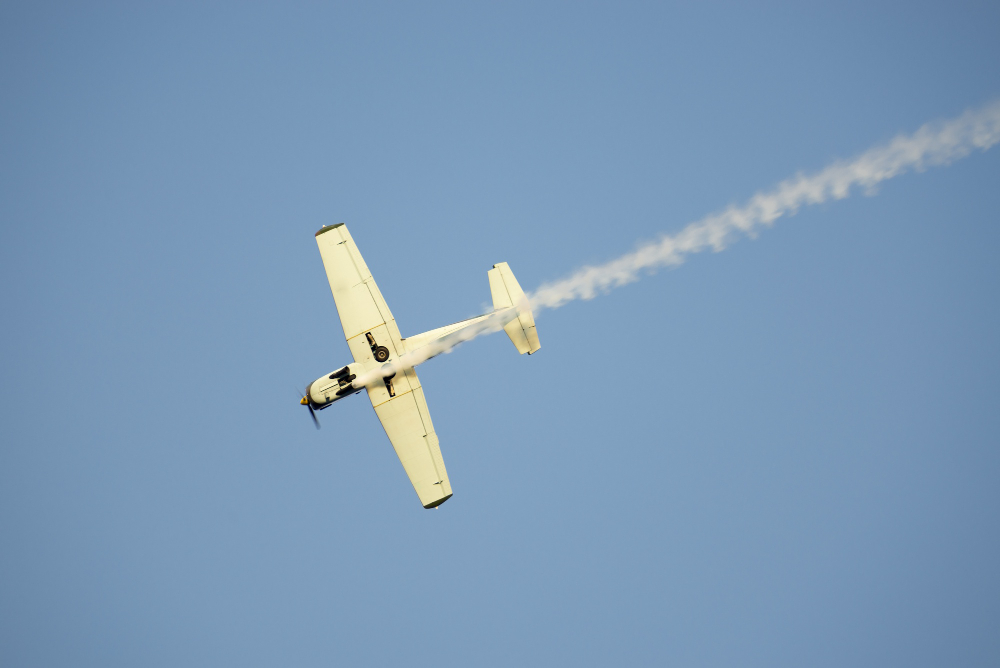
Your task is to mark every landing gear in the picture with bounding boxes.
[365,332,392,363]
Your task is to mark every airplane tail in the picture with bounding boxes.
[488,262,541,355]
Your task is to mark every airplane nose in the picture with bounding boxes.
[300,395,309,405]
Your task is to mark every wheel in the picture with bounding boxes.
[374,346,390,363]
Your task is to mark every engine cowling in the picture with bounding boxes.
[306,362,364,408]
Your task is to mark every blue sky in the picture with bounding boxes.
[2,2,999,666]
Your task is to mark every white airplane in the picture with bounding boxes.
[300,224,541,509]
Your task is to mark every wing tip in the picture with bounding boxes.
[422,493,453,509]
[315,223,345,237]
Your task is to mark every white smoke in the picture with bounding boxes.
[355,99,1000,388]
[528,99,1000,312]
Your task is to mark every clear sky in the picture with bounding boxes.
[2,2,999,666]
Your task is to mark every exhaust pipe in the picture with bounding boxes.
[328,366,351,380]
[336,382,359,397]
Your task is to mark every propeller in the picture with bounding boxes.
[299,386,320,429]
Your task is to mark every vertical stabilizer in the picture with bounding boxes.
[488,262,541,355]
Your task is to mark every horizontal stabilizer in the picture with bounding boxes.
[488,262,541,355]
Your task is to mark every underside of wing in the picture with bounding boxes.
[371,372,453,508]
[314,224,405,365]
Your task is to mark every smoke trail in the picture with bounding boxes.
[528,99,1000,312]
[354,99,1000,388]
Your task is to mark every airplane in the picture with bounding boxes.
[300,223,540,509]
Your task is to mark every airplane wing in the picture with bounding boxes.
[314,224,453,508]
